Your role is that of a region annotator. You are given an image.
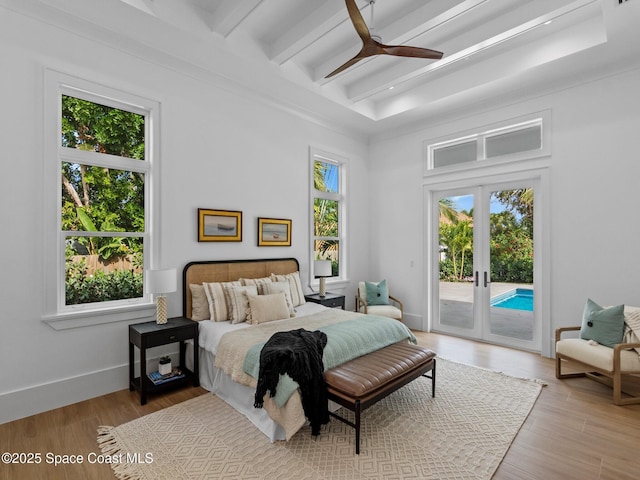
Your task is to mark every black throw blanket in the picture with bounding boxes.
[254,328,329,436]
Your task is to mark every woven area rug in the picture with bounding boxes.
[98,358,543,479]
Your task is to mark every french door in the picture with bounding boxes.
[431,179,541,351]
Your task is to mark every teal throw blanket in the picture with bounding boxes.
[243,315,416,407]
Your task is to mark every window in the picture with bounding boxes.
[426,113,549,174]
[311,148,347,282]
[44,71,159,327]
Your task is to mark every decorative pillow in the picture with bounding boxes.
[365,280,390,306]
[623,307,640,355]
[579,298,625,348]
[264,281,295,317]
[270,271,306,307]
[203,281,241,321]
[225,285,258,324]
[247,293,291,325]
[189,284,209,321]
[240,277,272,295]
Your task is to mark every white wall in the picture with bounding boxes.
[368,66,640,354]
[0,7,369,423]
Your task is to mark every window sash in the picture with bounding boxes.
[43,69,159,327]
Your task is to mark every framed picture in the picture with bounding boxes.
[257,217,291,246]
[198,208,242,242]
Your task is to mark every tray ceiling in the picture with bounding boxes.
[7,0,640,137]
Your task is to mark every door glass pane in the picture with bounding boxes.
[488,188,534,340]
[438,194,474,329]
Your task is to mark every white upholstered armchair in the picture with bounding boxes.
[356,280,403,322]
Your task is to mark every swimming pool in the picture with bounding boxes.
[490,288,533,311]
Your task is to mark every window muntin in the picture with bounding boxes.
[311,151,346,280]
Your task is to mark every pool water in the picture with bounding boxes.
[490,288,533,311]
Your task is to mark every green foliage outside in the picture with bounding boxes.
[61,95,146,305]
[314,161,339,275]
[439,189,533,283]
[66,257,143,305]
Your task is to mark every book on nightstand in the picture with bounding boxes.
[148,367,185,385]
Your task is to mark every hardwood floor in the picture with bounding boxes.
[1,332,638,479]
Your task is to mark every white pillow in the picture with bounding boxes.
[264,281,295,317]
[270,271,306,307]
[247,293,291,325]
[203,281,241,321]
[225,285,258,324]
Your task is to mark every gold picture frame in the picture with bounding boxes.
[257,217,291,246]
[198,209,242,242]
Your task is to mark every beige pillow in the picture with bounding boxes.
[225,285,258,324]
[240,277,272,295]
[189,284,210,321]
[247,293,291,325]
[270,271,306,307]
[264,281,295,317]
[203,281,241,321]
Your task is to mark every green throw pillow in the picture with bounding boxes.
[365,280,389,306]
[579,298,625,348]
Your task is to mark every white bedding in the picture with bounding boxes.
[191,301,332,442]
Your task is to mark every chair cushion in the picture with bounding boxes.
[556,338,640,373]
[580,299,625,348]
[360,304,402,321]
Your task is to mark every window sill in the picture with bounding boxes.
[42,303,156,330]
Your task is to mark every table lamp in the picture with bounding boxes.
[147,268,177,324]
[314,260,332,297]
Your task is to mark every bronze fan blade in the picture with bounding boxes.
[325,0,444,78]
[345,0,371,43]
[325,51,368,78]
[381,44,443,60]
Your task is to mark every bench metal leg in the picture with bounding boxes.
[421,358,436,398]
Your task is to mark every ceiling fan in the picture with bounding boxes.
[326,0,444,78]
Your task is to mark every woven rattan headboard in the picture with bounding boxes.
[182,258,300,318]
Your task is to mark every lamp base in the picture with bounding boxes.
[319,278,327,297]
[156,296,168,324]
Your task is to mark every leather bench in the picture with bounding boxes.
[324,342,436,454]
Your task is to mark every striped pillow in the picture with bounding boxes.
[270,271,306,307]
[240,277,272,295]
[203,281,241,321]
[225,285,258,324]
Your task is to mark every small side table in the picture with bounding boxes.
[305,292,345,310]
[129,317,199,405]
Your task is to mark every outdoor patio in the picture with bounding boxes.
[438,282,534,341]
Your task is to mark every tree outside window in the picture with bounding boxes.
[313,156,343,277]
[60,95,147,306]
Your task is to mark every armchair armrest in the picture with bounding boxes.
[389,295,404,312]
[555,325,581,342]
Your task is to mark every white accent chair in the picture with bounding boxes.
[555,305,640,405]
[356,281,403,322]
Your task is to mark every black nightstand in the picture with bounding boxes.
[305,292,345,310]
[129,317,199,405]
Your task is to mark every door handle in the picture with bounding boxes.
[475,271,479,287]
[484,271,490,288]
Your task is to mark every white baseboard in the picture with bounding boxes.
[402,312,425,331]
[0,364,130,425]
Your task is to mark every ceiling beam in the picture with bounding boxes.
[205,0,263,37]
[269,0,346,65]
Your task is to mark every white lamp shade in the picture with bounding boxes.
[147,268,177,294]
[314,260,332,278]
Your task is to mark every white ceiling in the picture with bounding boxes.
[6,0,640,138]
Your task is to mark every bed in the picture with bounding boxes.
[182,258,417,442]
